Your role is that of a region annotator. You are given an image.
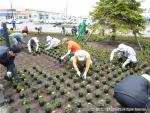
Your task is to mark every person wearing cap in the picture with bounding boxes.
[0,45,21,79]
[72,50,92,79]
[45,36,60,50]
[27,37,39,53]
[9,32,27,46]
[110,43,137,68]
[114,74,150,113]
[61,38,81,60]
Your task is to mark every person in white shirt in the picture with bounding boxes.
[45,36,60,50]
[110,43,137,68]
[27,37,39,53]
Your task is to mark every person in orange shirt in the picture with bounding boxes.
[61,38,81,60]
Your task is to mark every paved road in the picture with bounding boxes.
[5,22,150,38]
[6,22,72,33]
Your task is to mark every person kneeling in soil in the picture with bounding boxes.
[110,43,137,69]
[27,37,39,53]
[72,50,92,79]
[0,45,21,80]
[9,32,27,46]
[114,74,150,113]
[61,38,81,60]
[45,36,60,50]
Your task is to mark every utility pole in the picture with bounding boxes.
[10,0,14,19]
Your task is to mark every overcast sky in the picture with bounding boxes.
[0,0,98,16]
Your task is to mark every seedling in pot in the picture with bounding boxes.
[44,81,49,88]
[54,98,61,108]
[105,94,111,104]
[86,93,92,102]
[65,104,73,113]
[87,103,93,113]
[86,84,92,93]
[95,80,100,89]
[51,91,57,99]
[66,91,73,101]
[47,86,53,95]
[60,85,65,95]
[73,84,80,91]
[38,96,45,107]
[95,89,101,98]
[44,103,52,113]
[97,99,105,108]
[74,99,82,108]
[80,80,87,88]
[78,89,86,97]
[103,85,109,93]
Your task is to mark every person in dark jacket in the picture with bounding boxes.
[0,45,21,79]
[114,74,150,113]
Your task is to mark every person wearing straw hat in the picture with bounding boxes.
[72,50,92,79]
[61,38,81,60]
[27,37,39,53]
[45,36,60,50]
[110,43,137,69]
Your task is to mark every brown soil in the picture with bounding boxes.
[87,40,140,51]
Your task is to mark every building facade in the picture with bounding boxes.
[0,9,64,20]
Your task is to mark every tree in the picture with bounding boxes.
[90,0,146,42]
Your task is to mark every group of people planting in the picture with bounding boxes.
[0,30,150,112]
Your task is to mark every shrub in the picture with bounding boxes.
[33,93,39,100]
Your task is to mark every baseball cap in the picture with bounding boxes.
[9,45,21,53]
[62,38,68,44]
[76,50,86,61]
[118,43,126,52]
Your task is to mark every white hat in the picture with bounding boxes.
[46,36,52,42]
[76,50,86,61]
[118,43,126,52]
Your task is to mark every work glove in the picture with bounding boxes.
[110,60,113,66]
[6,71,12,78]
[122,64,126,69]
[77,71,81,77]
[83,72,87,79]
[61,56,64,60]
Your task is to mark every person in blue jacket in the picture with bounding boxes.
[114,74,150,113]
[0,45,21,80]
